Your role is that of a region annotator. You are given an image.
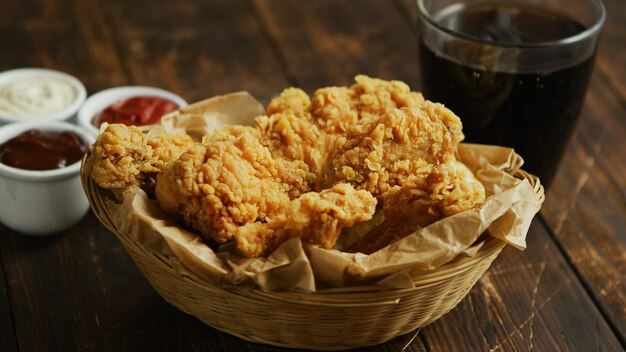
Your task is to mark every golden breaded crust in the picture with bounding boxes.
[156,131,311,243]
[86,124,194,190]
[348,160,485,254]
[235,183,377,257]
[266,87,311,116]
[322,104,463,197]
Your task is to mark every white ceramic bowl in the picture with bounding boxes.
[78,86,187,136]
[0,121,95,236]
[0,68,86,124]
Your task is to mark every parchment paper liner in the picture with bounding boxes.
[97,92,543,293]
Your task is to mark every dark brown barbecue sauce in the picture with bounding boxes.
[0,129,86,170]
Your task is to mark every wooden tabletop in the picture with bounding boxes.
[1,1,624,351]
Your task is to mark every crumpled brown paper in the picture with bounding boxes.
[104,92,543,293]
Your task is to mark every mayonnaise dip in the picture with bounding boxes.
[0,77,77,118]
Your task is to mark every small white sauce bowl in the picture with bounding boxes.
[0,68,87,124]
[0,121,95,236]
[78,86,187,136]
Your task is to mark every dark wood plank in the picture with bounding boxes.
[396,0,420,28]
[541,71,626,339]
[217,327,428,352]
[73,0,129,91]
[0,251,18,352]
[104,0,290,103]
[0,217,225,351]
[0,0,127,90]
[542,1,626,341]
[595,0,626,99]
[421,220,622,351]
[252,0,422,92]
[0,0,126,349]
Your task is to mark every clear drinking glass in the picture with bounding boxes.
[417,0,606,189]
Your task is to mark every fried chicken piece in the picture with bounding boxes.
[322,102,464,197]
[266,87,311,116]
[310,86,357,133]
[235,183,377,257]
[155,129,312,244]
[261,76,436,192]
[86,124,194,190]
[256,113,337,189]
[347,160,485,254]
[256,113,320,169]
[351,74,425,118]
[309,75,426,134]
[262,87,337,184]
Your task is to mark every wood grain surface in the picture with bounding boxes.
[0,0,624,351]
[538,0,626,342]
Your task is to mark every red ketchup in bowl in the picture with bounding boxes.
[0,129,86,170]
[92,96,178,127]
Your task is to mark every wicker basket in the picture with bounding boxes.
[81,156,544,351]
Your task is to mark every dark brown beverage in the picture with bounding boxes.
[419,3,595,188]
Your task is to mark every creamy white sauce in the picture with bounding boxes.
[0,77,76,118]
